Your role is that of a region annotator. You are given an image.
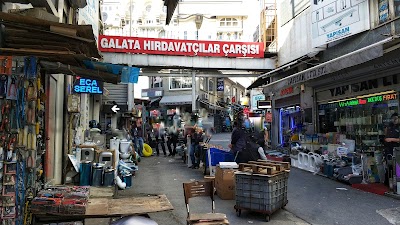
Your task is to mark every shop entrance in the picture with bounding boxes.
[278,106,302,146]
[45,75,64,184]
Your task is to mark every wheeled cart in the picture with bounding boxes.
[234,166,289,222]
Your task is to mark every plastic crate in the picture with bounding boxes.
[235,172,289,212]
[206,148,234,167]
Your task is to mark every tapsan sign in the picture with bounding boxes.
[98,35,264,58]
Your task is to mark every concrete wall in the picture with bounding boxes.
[276,5,317,66]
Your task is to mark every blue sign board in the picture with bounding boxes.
[73,77,103,94]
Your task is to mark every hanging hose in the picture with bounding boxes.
[116,176,126,189]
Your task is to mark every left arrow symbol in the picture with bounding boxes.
[111,105,120,113]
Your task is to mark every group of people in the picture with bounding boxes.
[130,117,180,157]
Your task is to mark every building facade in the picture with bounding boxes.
[250,0,400,149]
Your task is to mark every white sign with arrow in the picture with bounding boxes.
[111,105,120,113]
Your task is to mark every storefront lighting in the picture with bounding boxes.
[355,90,396,99]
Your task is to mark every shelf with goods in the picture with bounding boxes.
[0,56,45,225]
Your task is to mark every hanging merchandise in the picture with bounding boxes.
[0,75,8,97]
[6,76,18,100]
[23,56,37,79]
[0,56,13,75]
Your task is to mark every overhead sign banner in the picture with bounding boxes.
[98,35,264,58]
[311,0,370,48]
[73,77,103,94]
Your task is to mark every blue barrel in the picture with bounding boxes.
[80,161,92,186]
[92,165,103,186]
[103,169,115,187]
[123,174,132,188]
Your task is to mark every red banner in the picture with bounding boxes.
[98,35,264,58]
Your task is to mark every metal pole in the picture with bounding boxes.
[192,70,196,112]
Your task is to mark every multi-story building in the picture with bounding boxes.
[250,0,400,150]
[100,0,258,120]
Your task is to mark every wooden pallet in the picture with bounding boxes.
[257,160,290,170]
[238,160,290,175]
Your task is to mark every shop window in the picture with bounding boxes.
[378,0,390,24]
[199,77,205,90]
[169,77,193,90]
[208,79,214,92]
[225,84,231,97]
[318,91,399,147]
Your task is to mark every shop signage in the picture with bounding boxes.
[217,78,224,91]
[103,104,128,114]
[329,75,398,97]
[337,93,397,107]
[257,100,272,109]
[280,86,294,96]
[141,88,163,98]
[73,78,103,94]
[98,35,264,58]
[252,94,265,110]
[311,0,370,47]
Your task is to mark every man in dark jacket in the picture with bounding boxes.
[384,113,399,185]
[229,121,246,161]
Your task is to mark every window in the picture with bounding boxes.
[184,31,187,40]
[227,33,231,40]
[233,32,238,40]
[395,0,400,17]
[156,18,160,24]
[109,6,112,10]
[208,35,212,39]
[217,32,223,40]
[169,77,193,90]
[199,78,205,90]
[146,5,151,12]
[147,20,152,24]
[162,6,167,13]
[225,84,231,96]
[379,0,390,24]
[152,77,163,88]
[219,18,238,27]
[208,79,214,92]
[137,19,142,25]
[159,30,165,38]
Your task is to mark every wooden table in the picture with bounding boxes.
[33,194,174,223]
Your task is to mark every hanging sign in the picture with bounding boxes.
[217,78,224,91]
[73,77,103,94]
[98,35,264,58]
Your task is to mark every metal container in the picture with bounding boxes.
[91,165,103,186]
[80,161,92,186]
[103,169,115,187]
[123,174,132,188]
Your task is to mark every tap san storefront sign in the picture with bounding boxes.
[73,77,103,94]
[98,35,264,58]
[311,0,370,47]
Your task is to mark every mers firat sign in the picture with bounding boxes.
[73,77,103,94]
[98,35,264,58]
[311,0,370,47]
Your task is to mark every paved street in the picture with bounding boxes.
[119,133,400,225]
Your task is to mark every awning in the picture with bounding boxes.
[198,99,226,111]
[40,61,120,84]
[150,97,162,104]
[262,37,394,91]
[164,0,179,25]
[160,95,197,105]
[247,60,300,90]
[0,12,101,66]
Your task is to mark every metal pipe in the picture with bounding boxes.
[192,70,196,112]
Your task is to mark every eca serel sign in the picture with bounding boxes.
[73,77,103,94]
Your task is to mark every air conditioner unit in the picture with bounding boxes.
[202,93,209,100]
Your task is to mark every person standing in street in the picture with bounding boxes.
[384,113,400,186]
[167,125,178,156]
[155,122,167,156]
[131,118,144,157]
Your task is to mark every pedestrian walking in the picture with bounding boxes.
[155,123,167,156]
[167,125,178,156]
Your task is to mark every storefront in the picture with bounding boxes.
[316,74,400,148]
[272,85,303,146]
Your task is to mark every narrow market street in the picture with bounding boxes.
[118,133,400,225]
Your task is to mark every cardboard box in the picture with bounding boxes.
[215,166,237,200]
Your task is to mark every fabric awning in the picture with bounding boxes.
[160,95,197,105]
[261,37,394,92]
[40,61,120,84]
